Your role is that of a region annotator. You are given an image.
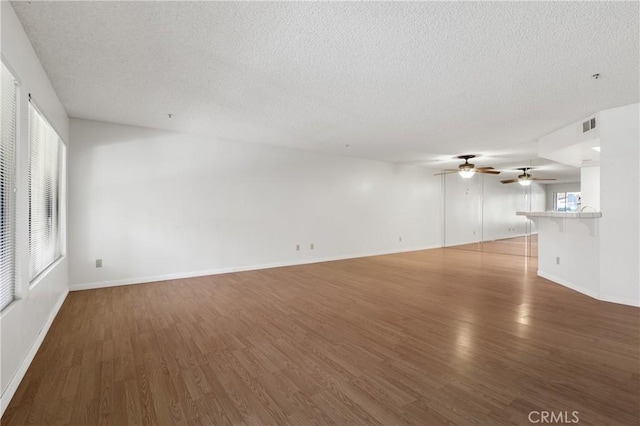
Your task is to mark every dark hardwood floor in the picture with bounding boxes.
[2,248,639,425]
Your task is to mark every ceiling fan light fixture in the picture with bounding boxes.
[519,179,532,186]
[458,170,476,179]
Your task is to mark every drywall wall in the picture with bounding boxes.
[0,2,69,415]
[538,113,600,167]
[482,175,545,240]
[537,217,600,298]
[599,103,639,306]
[580,166,600,211]
[535,103,639,307]
[443,172,545,247]
[545,182,581,211]
[68,118,442,289]
[443,173,482,246]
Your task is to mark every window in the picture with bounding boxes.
[28,101,63,281]
[554,191,581,212]
[1,63,18,310]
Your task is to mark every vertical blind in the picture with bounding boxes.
[1,63,18,311]
[29,101,63,281]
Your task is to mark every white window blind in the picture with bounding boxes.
[1,63,18,310]
[29,101,63,281]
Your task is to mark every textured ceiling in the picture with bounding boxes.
[10,1,639,165]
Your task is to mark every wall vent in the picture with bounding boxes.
[582,117,596,133]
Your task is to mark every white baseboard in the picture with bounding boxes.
[0,289,69,416]
[537,270,599,299]
[537,270,640,307]
[70,245,441,291]
[446,232,536,247]
[599,293,640,308]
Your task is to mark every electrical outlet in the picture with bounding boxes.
[96,259,103,268]
[296,244,300,251]
[556,257,560,265]
[310,243,314,250]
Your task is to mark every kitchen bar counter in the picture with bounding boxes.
[517,211,601,302]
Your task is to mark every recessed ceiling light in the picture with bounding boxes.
[592,146,601,152]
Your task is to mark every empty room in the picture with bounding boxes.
[1,1,639,425]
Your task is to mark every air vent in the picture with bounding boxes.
[582,117,596,133]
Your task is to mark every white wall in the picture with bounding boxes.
[535,103,639,307]
[545,182,581,211]
[529,183,547,232]
[443,173,545,246]
[537,217,600,298]
[68,118,442,289]
[538,113,600,167]
[599,103,639,306]
[483,176,545,240]
[443,173,482,246]
[0,2,69,414]
[580,166,600,211]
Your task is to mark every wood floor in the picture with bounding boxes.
[3,248,639,425]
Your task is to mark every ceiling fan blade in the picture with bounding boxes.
[500,179,519,184]
[530,178,557,181]
[475,166,494,170]
[477,170,501,175]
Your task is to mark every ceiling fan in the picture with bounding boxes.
[500,168,557,186]
[434,155,500,179]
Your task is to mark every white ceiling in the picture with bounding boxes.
[540,137,601,169]
[10,1,639,166]
[492,157,581,185]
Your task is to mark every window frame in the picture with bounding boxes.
[0,59,19,311]
[27,97,66,286]
[554,191,581,212]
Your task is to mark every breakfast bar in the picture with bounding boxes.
[517,211,602,299]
